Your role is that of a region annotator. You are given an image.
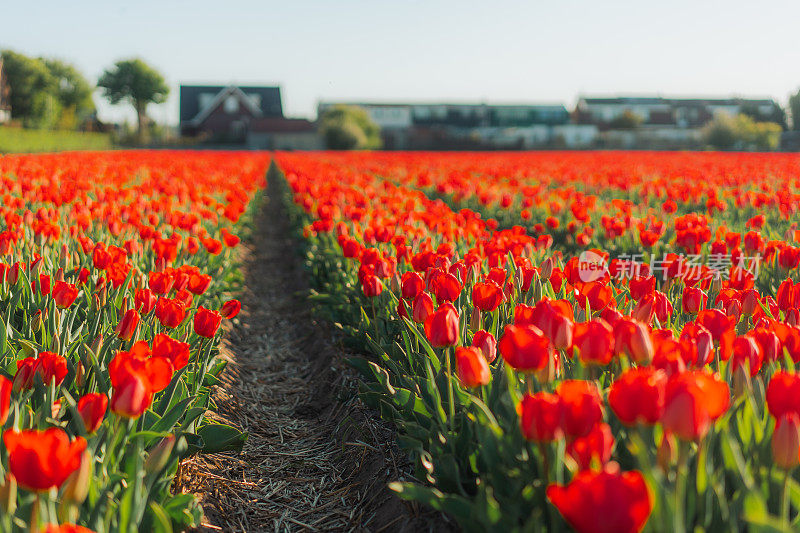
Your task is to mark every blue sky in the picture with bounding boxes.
[3,1,800,125]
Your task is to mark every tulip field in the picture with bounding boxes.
[0,151,268,532]
[5,149,800,533]
[274,151,800,533]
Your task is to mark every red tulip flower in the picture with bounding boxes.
[766,371,800,420]
[424,303,460,347]
[661,370,730,441]
[557,380,605,438]
[52,280,79,308]
[455,346,491,388]
[547,465,653,533]
[3,428,87,492]
[681,286,707,315]
[220,299,242,319]
[115,308,140,341]
[194,306,223,338]
[401,271,426,300]
[609,367,667,426]
[517,392,563,442]
[155,297,186,329]
[134,288,157,314]
[412,292,434,324]
[472,281,504,312]
[572,319,614,365]
[152,333,191,370]
[772,413,800,470]
[0,375,11,425]
[77,393,108,433]
[567,422,615,471]
[361,274,383,297]
[471,330,497,363]
[499,324,552,372]
[109,345,174,419]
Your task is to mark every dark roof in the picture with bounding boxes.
[251,117,316,133]
[180,85,282,123]
[581,96,779,107]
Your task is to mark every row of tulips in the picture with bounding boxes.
[0,151,268,532]
[275,151,800,533]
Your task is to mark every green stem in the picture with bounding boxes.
[444,346,455,431]
[675,441,688,533]
[782,467,792,525]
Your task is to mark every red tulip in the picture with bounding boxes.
[412,292,434,323]
[431,271,462,302]
[401,271,425,300]
[613,319,653,363]
[609,367,667,426]
[3,428,87,492]
[471,330,497,363]
[661,370,730,441]
[361,274,383,297]
[498,324,552,372]
[730,335,763,377]
[109,344,173,419]
[547,465,652,533]
[194,306,223,338]
[220,299,242,319]
[187,273,212,295]
[148,270,174,295]
[52,280,79,308]
[424,303,460,347]
[766,371,800,420]
[572,319,614,365]
[681,286,707,315]
[567,422,615,471]
[517,392,563,442]
[471,281,504,312]
[772,413,800,470]
[115,308,140,341]
[155,297,186,328]
[77,393,108,433]
[455,347,491,387]
[696,308,736,342]
[134,288,157,314]
[0,375,10,425]
[557,380,604,438]
[152,333,191,370]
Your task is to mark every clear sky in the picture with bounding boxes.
[3,0,800,125]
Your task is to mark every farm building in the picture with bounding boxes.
[179,84,322,149]
[317,101,596,149]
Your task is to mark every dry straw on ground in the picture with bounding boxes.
[177,174,451,532]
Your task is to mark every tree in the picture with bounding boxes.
[609,109,643,130]
[790,89,800,131]
[740,102,786,129]
[1,50,96,129]
[0,50,57,122]
[319,105,382,150]
[97,59,169,143]
[702,113,782,151]
[43,59,95,128]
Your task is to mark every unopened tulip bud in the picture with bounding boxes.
[31,310,43,332]
[773,414,800,470]
[99,285,107,307]
[390,273,401,294]
[60,243,69,270]
[55,268,65,283]
[92,293,101,311]
[62,450,91,503]
[741,290,759,316]
[145,435,176,474]
[470,307,481,331]
[535,351,557,384]
[75,360,85,388]
[533,276,543,302]
[709,276,722,296]
[657,432,676,472]
[90,333,103,356]
[733,364,751,399]
[0,473,16,514]
[540,257,553,281]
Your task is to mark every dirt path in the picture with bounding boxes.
[179,170,450,532]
